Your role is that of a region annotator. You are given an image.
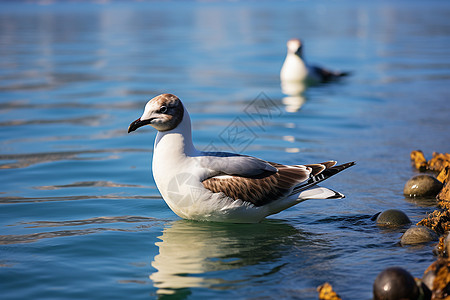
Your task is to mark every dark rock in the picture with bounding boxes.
[373,267,420,300]
[404,175,443,198]
[376,209,411,226]
[422,258,450,299]
[371,212,381,221]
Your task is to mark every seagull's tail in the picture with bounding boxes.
[291,161,355,196]
[296,186,344,200]
[336,71,352,77]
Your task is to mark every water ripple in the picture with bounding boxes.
[0,195,162,204]
[0,148,146,169]
[1,216,166,245]
[34,180,142,190]
[0,115,105,127]
[18,215,161,228]
[1,227,133,245]
[0,100,145,111]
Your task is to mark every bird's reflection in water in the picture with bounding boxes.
[150,219,308,298]
[280,80,308,113]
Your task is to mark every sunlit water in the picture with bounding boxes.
[1,1,449,299]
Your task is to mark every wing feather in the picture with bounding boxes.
[198,152,277,177]
[202,162,310,206]
[202,160,354,207]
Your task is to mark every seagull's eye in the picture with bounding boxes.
[159,106,168,114]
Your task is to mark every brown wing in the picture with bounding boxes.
[202,162,311,207]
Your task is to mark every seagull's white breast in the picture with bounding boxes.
[280,53,309,82]
[151,125,268,223]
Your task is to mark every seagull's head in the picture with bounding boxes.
[287,38,303,57]
[128,93,185,133]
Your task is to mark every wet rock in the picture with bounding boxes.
[411,150,428,172]
[428,152,450,173]
[404,175,443,198]
[423,258,450,299]
[422,269,435,296]
[371,211,382,221]
[437,168,450,205]
[401,226,439,245]
[317,282,342,300]
[417,210,450,235]
[410,151,450,173]
[437,165,450,184]
[373,267,420,300]
[435,234,450,257]
[437,183,450,208]
[376,209,411,226]
[445,234,450,255]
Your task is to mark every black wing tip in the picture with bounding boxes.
[333,161,356,170]
[292,161,355,194]
[326,161,355,176]
[328,191,345,199]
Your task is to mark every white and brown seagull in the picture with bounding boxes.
[128,94,354,223]
[280,38,350,84]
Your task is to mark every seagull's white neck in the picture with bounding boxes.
[154,106,198,157]
[290,50,305,62]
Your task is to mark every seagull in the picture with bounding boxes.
[280,38,350,84]
[128,94,355,223]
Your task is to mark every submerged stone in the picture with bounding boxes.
[404,175,443,198]
[401,226,438,245]
[376,209,411,226]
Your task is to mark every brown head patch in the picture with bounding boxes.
[148,93,184,132]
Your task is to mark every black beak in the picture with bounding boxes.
[128,118,151,133]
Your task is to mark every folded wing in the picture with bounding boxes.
[202,160,354,206]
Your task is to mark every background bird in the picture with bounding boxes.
[280,38,350,84]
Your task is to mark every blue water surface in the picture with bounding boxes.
[1,1,449,299]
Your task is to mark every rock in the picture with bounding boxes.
[436,234,450,258]
[409,151,450,173]
[404,175,443,198]
[434,235,447,257]
[417,210,450,235]
[411,150,428,172]
[437,165,450,184]
[376,209,411,226]
[373,267,420,300]
[445,234,450,255]
[437,168,450,203]
[317,282,342,300]
[423,258,450,299]
[428,152,450,173]
[401,226,439,245]
[437,181,450,206]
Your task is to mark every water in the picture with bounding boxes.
[1,1,449,299]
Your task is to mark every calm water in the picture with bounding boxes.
[1,1,450,299]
